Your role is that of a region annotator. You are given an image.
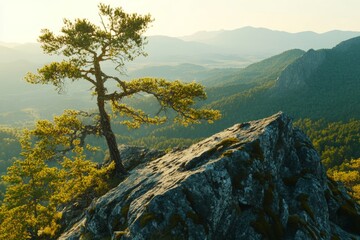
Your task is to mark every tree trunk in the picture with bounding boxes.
[93,58,126,175]
[97,97,127,174]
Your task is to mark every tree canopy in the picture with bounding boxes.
[25,4,220,173]
[328,158,360,202]
[0,111,112,239]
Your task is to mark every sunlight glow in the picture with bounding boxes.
[1,0,360,43]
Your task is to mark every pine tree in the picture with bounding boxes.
[25,4,220,174]
[0,111,112,239]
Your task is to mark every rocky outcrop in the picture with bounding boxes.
[104,145,165,171]
[274,49,327,91]
[60,112,360,240]
[59,145,165,237]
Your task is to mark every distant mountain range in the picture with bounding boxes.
[132,27,360,67]
[1,27,359,67]
[181,26,360,56]
[130,36,360,139]
[0,27,359,126]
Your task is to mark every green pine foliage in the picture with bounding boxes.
[0,111,113,239]
[25,4,220,173]
[0,127,21,175]
[294,118,360,168]
[0,156,62,239]
[295,118,360,202]
[0,127,21,202]
[328,158,360,202]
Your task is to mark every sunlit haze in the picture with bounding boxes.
[1,0,360,43]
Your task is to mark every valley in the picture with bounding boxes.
[0,24,359,239]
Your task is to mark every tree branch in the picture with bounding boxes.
[103,89,139,101]
[101,73,127,89]
[80,72,96,85]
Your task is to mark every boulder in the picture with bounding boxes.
[60,112,360,240]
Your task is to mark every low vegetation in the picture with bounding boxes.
[0,111,114,239]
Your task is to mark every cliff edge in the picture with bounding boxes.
[60,112,360,240]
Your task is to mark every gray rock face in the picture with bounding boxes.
[109,145,165,171]
[274,49,327,91]
[60,112,360,240]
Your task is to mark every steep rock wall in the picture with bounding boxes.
[274,49,327,91]
[60,112,360,240]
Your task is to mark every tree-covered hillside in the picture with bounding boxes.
[294,119,360,169]
[103,48,305,141]
[0,127,21,200]
[204,48,305,87]
[139,37,360,140]
[295,119,360,202]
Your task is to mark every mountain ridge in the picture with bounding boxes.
[0,35,359,128]
[143,36,360,140]
[1,26,359,67]
[181,26,360,57]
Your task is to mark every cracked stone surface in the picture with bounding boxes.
[59,112,360,240]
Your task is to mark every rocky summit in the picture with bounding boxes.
[60,112,360,240]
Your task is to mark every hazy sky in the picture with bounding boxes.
[1,0,360,43]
